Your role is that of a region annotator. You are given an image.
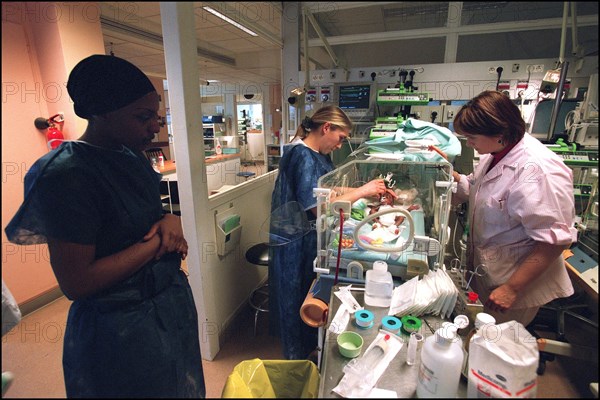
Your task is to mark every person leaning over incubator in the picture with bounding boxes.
[449,90,577,327]
[5,55,205,398]
[269,105,396,360]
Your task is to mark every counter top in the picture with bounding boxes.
[205,152,241,164]
[318,284,468,398]
[156,153,241,174]
[157,160,177,174]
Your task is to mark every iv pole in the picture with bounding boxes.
[547,1,574,141]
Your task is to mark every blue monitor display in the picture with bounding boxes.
[338,84,371,110]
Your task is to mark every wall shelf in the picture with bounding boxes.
[203,123,226,137]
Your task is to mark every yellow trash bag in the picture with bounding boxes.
[221,358,320,398]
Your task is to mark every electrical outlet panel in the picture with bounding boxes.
[442,105,462,124]
[527,64,544,73]
[411,105,428,121]
[319,86,331,103]
[411,106,444,125]
[305,87,317,103]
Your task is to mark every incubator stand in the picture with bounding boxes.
[314,150,455,281]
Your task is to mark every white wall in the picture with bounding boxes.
[202,172,277,354]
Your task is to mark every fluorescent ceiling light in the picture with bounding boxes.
[203,6,258,37]
[207,79,220,83]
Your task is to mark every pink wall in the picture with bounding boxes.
[1,2,105,305]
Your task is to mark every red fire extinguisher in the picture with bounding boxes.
[34,114,65,150]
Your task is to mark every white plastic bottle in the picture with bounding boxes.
[364,261,393,307]
[463,313,496,378]
[215,138,223,155]
[417,327,464,398]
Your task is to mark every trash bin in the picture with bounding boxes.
[221,358,320,398]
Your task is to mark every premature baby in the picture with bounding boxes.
[370,188,420,235]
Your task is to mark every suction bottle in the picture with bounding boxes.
[364,261,393,307]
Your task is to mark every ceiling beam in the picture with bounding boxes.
[305,8,343,68]
[308,14,599,46]
[444,2,462,63]
[303,2,399,13]
[300,50,328,70]
[100,16,237,66]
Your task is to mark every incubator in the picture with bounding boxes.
[313,121,459,281]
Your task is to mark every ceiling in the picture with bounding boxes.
[99,2,599,87]
[100,2,283,85]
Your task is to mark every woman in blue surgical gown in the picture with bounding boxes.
[269,106,392,360]
[5,55,205,398]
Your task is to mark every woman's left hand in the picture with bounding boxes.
[486,284,518,313]
[144,213,188,260]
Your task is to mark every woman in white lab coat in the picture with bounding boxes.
[451,90,577,327]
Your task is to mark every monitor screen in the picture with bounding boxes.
[338,84,372,110]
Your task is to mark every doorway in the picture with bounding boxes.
[237,100,264,164]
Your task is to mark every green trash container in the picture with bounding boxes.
[221,358,320,398]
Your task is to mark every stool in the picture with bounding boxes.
[246,243,270,336]
[237,171,256,181]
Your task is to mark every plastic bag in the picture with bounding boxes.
[467,321,539,398]
[221,358,320,398]
[2,280,22,337]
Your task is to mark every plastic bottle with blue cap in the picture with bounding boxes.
[364,261,393,307]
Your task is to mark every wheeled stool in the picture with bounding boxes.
[245,243,270,336]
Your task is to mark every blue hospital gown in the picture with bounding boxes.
[269,143,334,360]
[5,141,206,398]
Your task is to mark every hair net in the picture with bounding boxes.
[66,54,156,119]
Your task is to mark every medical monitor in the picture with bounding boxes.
[335,83,375,119]
[530,99,579,140]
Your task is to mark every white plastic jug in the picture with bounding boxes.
[364,261,393,307]
[417,327,464,398]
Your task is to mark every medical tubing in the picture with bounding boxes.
[427,145,447,159]
[334,209,345,286]
[352,207,415,253]
[452,214,460,259]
